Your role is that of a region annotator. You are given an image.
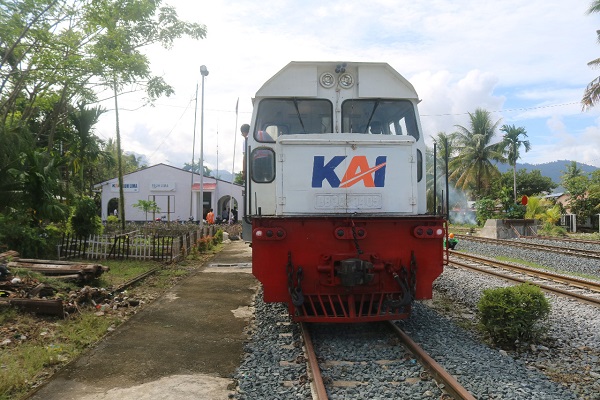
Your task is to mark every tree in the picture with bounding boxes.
[561,161,583,182]
[500,124,531,202]
[84,0,207,230]
[450,108,505,198]
[427,131,455,213]
[69,196,103,237]
[582,0,600,109]
[183,162,212,177]
[132,199,160,222]
[233,171,244,185]
[68,104,108,196]
[561,162,591,223]
[498,169,557,197]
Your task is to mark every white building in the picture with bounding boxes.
[94,164,243,222]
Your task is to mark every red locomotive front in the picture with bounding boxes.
[243,62,446,322]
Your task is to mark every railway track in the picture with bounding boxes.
[300,321,475,400]
[449,251,600,307]
[455,234,600,260]
[523,235,600,245]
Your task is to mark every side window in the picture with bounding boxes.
[251,148,276,183]
[417,149,423,182]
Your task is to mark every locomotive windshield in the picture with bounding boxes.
[342,99,420,140]
[254,98,420,142]
[254,99,333,142]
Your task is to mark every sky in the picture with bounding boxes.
[93,0,600,178]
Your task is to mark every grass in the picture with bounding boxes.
[0,247,219,399]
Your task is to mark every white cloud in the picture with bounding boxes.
[92,0,600,171]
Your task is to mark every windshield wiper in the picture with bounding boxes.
[292,98,307,133]
[364,99,380,133]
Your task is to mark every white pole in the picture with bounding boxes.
[199,65,209,227]
[228,98,239,222]
[190,82,199,219]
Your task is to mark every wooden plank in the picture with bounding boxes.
[1,298,64,317]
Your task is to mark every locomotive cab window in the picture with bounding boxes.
[254,98,332,141]
[341,99,420,140]
[251,148,276,183]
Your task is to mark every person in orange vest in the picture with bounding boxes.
[206,208,215,224]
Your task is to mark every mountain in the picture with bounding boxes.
[212,169,234,183]
[497,160,598,187]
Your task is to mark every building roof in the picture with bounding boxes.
[93,163,242,188]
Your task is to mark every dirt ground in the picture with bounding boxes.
[26,240,258,400]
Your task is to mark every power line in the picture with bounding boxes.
[420,101,582,117]
[147,98,195,161]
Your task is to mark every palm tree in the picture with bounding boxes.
[427,132,455,213]
[450,108,505,198]
[500,124,531,202]
[69,104,107,195]
[561,161,584,186]
[582,0,600,109]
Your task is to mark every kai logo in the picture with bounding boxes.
[312,156,387,188]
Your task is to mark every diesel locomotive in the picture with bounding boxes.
[243,61,446,323]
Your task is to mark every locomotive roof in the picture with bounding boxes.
[255,61,419,100]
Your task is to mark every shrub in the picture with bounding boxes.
[538,221,567,237]
[69,197,103,237]
[0,214,63,258]
[214,229,224,244]
[197,236,213,253]
[475,198,497,226]
[477,283,550,347]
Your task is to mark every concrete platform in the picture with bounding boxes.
[26,240,257,400]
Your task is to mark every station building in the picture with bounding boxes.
[94,163,243,223]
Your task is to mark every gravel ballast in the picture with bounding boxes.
[232,237,600,399]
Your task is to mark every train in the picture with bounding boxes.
[242,61,447,323]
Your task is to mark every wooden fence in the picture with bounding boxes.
[58,226,217,262]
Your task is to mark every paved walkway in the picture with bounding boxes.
[27,240,257,400]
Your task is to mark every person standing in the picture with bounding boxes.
[206,208,215,224]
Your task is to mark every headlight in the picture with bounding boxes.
[339,73,354,89]
[320,72,335,88]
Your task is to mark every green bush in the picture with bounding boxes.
[0,214,63,258]
[214,229,224,243]
[106,215,119,226]
[197,236,213,253]
[477,283,550,347]
[69,197,103,237]
[475,198,497,226]
[538,222,567,237]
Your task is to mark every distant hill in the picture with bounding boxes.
[212,169,234,182]
[497,160,598,187]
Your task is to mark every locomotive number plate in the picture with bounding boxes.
[315,194,382,209]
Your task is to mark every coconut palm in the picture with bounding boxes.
[500,124,531,202]
[69,104,108,195]
[582,0,600,109]
[426,132,455,213]
[450,108,505,198]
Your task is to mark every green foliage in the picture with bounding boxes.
[478,284,550,347]
[475,198,496,225]
[214,229,224,243]
[497,187,526,219]
[539,222,567,236]
[450,108,505,198]
[106,215,119,226]
[132,199,160,222]
[69,197,103,237]
[0,214,63,258]
[196,236,214,253]
[498,169,557,197]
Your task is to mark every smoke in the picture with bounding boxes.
[435,174,477,225]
